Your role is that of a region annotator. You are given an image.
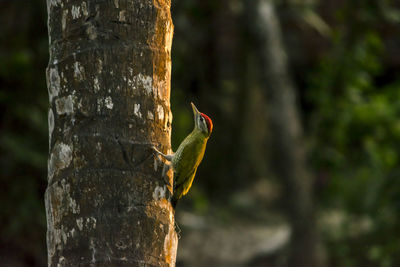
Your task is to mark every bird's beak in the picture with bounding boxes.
[191,102,200,116]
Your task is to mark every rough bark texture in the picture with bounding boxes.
[45,0,177,266]
[246,1,321,267]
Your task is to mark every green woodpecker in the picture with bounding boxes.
[154,102,213,208]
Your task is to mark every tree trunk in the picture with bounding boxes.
[45,0,177,266]
[245,1,321,266]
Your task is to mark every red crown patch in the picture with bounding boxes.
[201,113,213,134]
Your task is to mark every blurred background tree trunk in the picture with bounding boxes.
[44,0,177,266]
[246,0,323,266]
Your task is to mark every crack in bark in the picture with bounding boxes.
[109,20,132,25]
[46,168,157,190]
[46,0,176,265]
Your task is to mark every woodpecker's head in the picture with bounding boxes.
[191,102,213,137]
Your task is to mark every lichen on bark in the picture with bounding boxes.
[45,0,177,266]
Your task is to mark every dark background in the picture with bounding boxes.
[1,0,400,266]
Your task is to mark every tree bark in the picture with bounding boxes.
[45,0,177,266]
[245,1,321,266]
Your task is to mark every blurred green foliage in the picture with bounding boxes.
[307,2,400,265]
[0,0,48,265]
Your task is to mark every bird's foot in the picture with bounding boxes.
[174,220,181,239]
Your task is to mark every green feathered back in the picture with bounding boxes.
[171,129,209,206]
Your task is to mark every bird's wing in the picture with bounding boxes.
[173,138,204,185]
[173,168,197,200]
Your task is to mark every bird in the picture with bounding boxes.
[153,102,213,209]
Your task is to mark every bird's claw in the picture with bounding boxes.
[174,221,181,239]
[164,175,172,187]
